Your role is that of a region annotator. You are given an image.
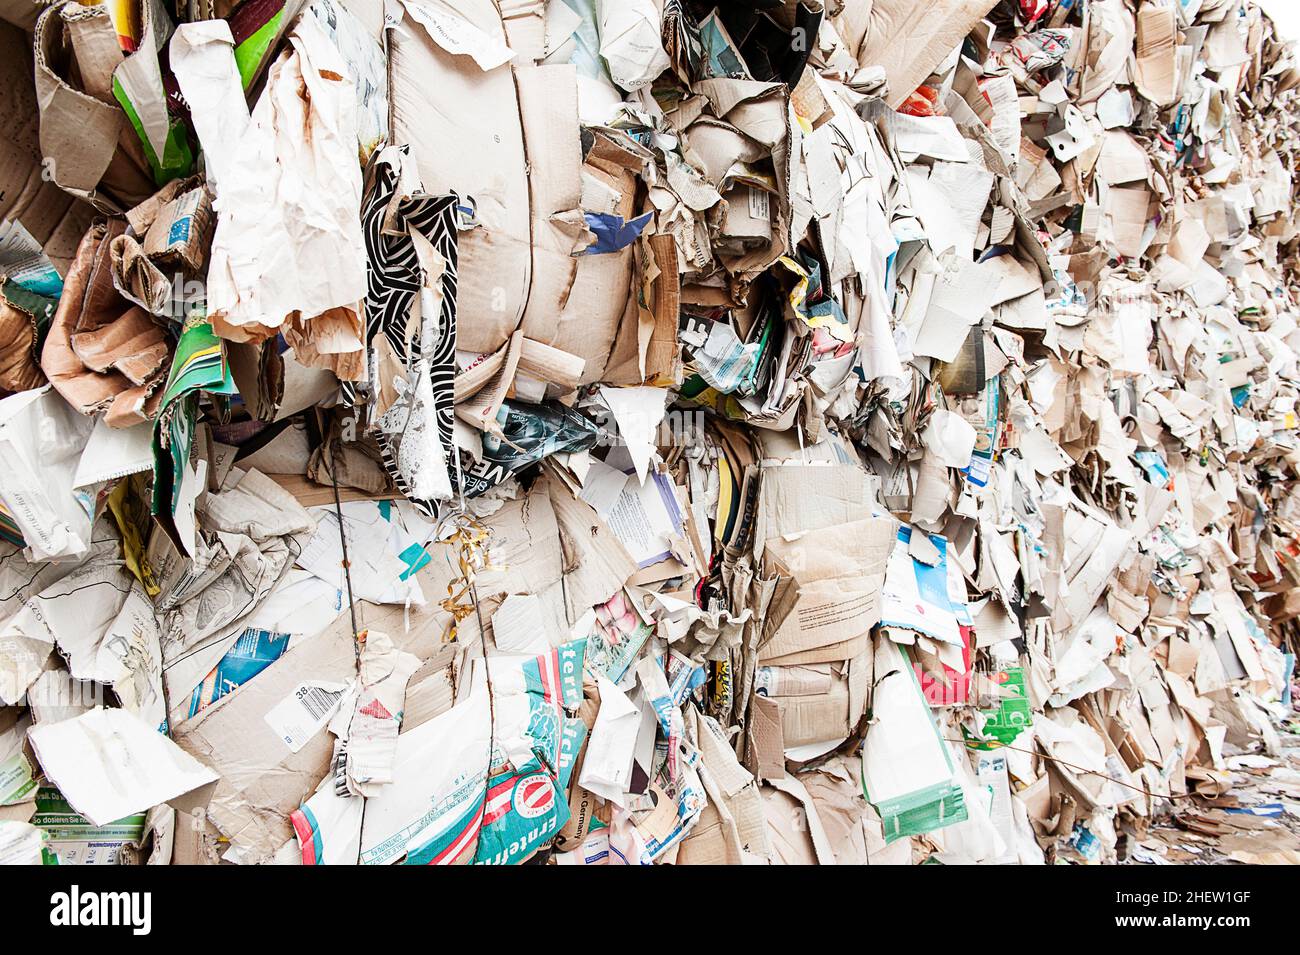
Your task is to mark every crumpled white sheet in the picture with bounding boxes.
[173,15,367,359]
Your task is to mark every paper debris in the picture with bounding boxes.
[3,0,1300,878]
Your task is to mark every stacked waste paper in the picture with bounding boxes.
[1,0,1299,866]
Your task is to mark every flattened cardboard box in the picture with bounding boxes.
[759,515,896,665]
[173,599,453,863]
[388,0,528,353]
[0,21,94,275]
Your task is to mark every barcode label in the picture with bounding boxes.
[264,681,350,753]
[301,684,343,721]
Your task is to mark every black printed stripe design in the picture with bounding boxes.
[348,145,464,517]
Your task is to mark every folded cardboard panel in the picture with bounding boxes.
[388,0,529,353]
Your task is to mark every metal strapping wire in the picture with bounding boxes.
[329,420,497,863]
[945,737,1200,801]
[329,436,363,666]
[328,432,367,863]
[453,457,497,838]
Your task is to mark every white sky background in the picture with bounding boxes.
[1258,0,1300,41]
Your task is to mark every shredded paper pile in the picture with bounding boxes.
[2,0,1300,866]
